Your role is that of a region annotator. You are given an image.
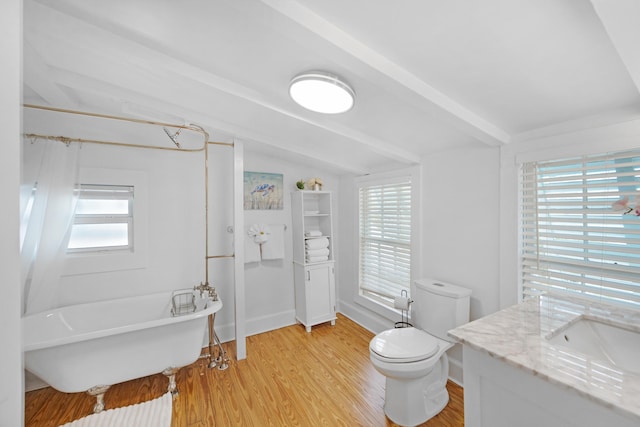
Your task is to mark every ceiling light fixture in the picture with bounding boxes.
[289,71,355,114]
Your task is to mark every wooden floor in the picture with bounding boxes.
[25,314,464,426]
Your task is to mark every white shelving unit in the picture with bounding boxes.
[291,190,336,332]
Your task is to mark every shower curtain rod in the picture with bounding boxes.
[23,132,204,152]
[23,104,234,149]
[23,102,236,367]
[22,103,237,279]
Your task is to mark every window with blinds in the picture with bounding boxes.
[67,184,134,253]
[521,149,640,309]
[358,179,412,307]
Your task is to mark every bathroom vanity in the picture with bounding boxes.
[449,295,640,427]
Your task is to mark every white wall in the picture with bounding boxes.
[337,146,502,324]
[19,110,343,355]
[21,111,240,340]
[336,146,501,385]
[242,151,340,336]
[421,147,501,383]
[421,147,501,320]
[1,0,23,425]
[56,145,207,303]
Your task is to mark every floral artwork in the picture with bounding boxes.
[244,171,284,210]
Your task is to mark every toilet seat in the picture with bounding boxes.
[370,327,439,363]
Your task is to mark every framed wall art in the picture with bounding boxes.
[243,171,284,210]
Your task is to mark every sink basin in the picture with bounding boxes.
[546,317,640,374]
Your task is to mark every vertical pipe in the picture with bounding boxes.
[205,138,210,284]
[207,313,217,368]
[204,137,219,367]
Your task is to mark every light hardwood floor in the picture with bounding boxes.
[25,314,464,426]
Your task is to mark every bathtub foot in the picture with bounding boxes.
[87,385,111,413]
[162,367,180,399]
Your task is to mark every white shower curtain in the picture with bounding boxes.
[21,140,80,315]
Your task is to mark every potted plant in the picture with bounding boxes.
[296,179,305,190]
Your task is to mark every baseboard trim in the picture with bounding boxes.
[204,309,297,345]
[337,300,396,334]
[448,355,464,387]
[246,309,297,337]
[24,370,48,392]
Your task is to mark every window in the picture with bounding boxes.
[358,177,412,307]
[521,149,640,308]
[68,184,134,253]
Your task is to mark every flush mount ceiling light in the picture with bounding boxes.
[289,71,355,114]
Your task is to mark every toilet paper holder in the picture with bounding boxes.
[394,290,413,328]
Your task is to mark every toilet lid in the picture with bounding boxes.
[369,327,439,363]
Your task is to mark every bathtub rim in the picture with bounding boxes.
[22,291,222,352]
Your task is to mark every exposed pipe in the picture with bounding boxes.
[23,104,232,369]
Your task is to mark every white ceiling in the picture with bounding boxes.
[22,0,640,174]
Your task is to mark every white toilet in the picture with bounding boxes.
[369,279,471,427]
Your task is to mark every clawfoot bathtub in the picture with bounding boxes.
[23,290,222,413]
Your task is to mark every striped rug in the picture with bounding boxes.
[59,392,172,427]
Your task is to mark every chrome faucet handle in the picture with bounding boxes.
[194,281,218,301]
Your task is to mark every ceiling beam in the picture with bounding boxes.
[22,39,76,107]
[41,66,372,174]
[511,105,640,143]
[260,0,511,147]
[24,0,420,167]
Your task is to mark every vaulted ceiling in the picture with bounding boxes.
[22,0,640,174]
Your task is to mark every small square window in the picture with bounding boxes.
[67,184,134,253]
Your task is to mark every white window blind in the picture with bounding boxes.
[359,179,412,305]
[68,184,134,252]
[521,150,640,308]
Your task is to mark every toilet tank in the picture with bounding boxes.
[412,279,472,342]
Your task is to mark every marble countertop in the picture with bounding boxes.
[449,295,640,420]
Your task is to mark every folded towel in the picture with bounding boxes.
[305,230,323,237]
[306,255,329,263]
[244,229,261,263]
[305,247,329,257]
[248,224,270,244]
[305,237,329,250]
[262,224,285,260]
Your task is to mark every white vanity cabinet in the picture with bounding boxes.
[291,190,336,332]
[449,297,640,427]
[293,262,336,332]
[462,345,639,427]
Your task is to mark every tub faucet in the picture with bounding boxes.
[194,281,218,301]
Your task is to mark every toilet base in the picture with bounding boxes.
[383,354,450,427]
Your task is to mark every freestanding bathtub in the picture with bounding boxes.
[23,290,222,412]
